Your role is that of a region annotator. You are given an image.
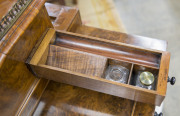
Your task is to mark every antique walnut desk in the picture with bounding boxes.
[0,0,175,116]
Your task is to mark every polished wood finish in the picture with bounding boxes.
[157,52,170,95]
[133,102,155,116]
[34,5,154,116]
[55,31,161,68]
[70,25,167,51]
[45,3,61,19]
[0,54,36,116]
[30,63,159,105]
[29,27,170,106]
[17,78,49,116]
[29,28,56,66]
[33,5,158,115]
[0,2,168,115]
[33,81,134,116]
[0,2,53,61]
[37,5,157,115]
[0,0,53,115]
[53,7,81,31]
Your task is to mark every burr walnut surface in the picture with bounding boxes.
[0,0,52,115]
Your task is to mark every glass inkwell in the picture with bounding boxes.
[105,65,129,84]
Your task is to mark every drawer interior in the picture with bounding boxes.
[55,31,162,68]
[29,29,169,105]
[45,44,159,90]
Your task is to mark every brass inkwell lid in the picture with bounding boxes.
[139,71,154,86]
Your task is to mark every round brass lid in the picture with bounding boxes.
[139,71,154,86]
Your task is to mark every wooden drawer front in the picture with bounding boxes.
[28,28,170,106]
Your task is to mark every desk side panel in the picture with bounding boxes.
[0,1,52,115]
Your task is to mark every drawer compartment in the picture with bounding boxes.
[47,45,107,77]
[28,29,170,106]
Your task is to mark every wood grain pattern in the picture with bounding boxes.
[0,4,53,61]
[32,5,142,116]
[29,28,169,106]
[67,10,82,32]
[55,31,162,68]
[157,52,170,95]
[133,102,155,116]
[30,5,169,115]
[18,29,55,115]
[0,0,53,115]
[29,28,56,65]
[50,4,160,115]
[0,1,162,115]
[30,63,164,106]
[18,78,49,116]
[0,54,37,116]
[33,79,134,116]
[29,35,163,105]
[47,45,107,77]
[53,6,79,31]
[71,25,167,51]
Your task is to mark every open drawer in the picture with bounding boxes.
[28,28,170,106]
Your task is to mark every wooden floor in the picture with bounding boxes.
[77,0,126,32]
